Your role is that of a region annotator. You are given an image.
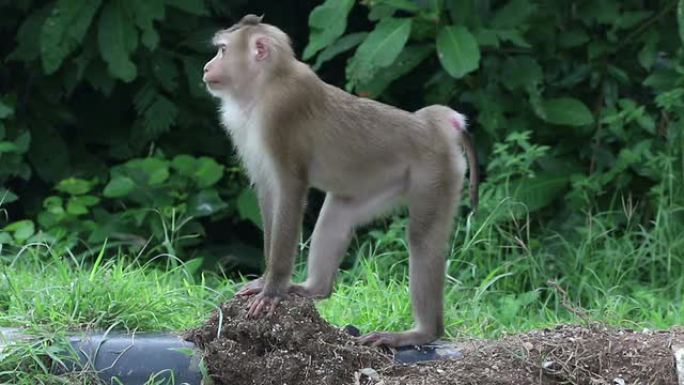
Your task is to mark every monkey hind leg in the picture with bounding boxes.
[360,169,458,347]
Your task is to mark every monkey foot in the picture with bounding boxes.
[358,330,437,348]
[235,277,264,297]
[287,283,330,299]
[245,292,283,318]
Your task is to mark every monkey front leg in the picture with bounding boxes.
[246,181,307,318]
[236,187,274,297]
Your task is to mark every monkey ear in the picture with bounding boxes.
[254,36,269,61]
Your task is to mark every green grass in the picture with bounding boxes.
[1,201,683,383]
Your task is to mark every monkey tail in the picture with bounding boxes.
[460,129,479,211]
[447,110,479,211]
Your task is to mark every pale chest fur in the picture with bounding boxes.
[220,97,275,188]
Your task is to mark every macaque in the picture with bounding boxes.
[202,14,479,347]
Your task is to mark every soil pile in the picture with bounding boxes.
[185,296,390,385]
[381,324,682,385]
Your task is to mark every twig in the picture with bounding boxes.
[546,280,591,324]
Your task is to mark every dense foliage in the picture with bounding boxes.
[1,0,683,279]
[0,0,316,270]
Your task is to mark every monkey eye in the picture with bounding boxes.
[218,45,226,55]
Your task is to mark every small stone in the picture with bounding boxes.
[359,367,380,382]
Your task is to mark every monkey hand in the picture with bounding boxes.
[245,290,284,318]
[235,277,264,297]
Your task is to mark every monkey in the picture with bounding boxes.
[202,14,479,347]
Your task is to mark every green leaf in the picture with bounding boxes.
[558,28,590,49]
[182,57,205,98]
[501,56,542,90]
[55,177,93,195]
[172,154,196,176]
[41,0,102,74]
[43,196,64,211]
[103,176,136,198]
[193,157,224,188]
[496,29,531,48]
[509,173,569,214]
[615,11,652,30]
[582,0,620,25]
[491,0,536,29]
[98,1,138,82]
[678,0,684,44]
[9,5,52,62]
[312,32,367,71]
[0,188,18,204]
[147,96,178,136]
[304,0,355,60]
[126,158,170,185]
[644,70,680,92]
[474,29,500,47]
[134,87,178,137]
[427,0,444,13]
[376,0,421,12]
[15,221,36,242]
[638,32,659,70]
[66,198,89,215]
[3,220,35,242]
[436,25,480,78]
[237,188,262,229]
[165,0,207,15]
[0,101,13,120]
[128,0,165,50]
[181,258,204,276]
[72,195,100,206]
[348,17,413,85]
[0,142,18,154]
[187,189,228,217]
[356,44,433,98]
[14,131,30,153]
[368,5,396,21]
[0,232,13,245]
[539,98,594,126]
[151,52,178,92]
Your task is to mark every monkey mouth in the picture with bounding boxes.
[204,80,222,88]
[204,81,226,98]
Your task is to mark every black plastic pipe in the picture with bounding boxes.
[53,332,203,385]
[45,330,460,385]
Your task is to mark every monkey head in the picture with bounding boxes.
[203,14,294,99]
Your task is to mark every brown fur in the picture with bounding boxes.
[203,15,479,347]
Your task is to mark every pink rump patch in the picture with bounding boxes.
[449,112,467,131]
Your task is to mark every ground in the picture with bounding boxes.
[187,297,682,385]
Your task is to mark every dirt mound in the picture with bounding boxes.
[381,324,682,385]
[188,297,682,385]
[185,296,390,385]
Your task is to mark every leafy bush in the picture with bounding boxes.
[306,0,684,224]
[1,0,683,276]
[0,0,275,262]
